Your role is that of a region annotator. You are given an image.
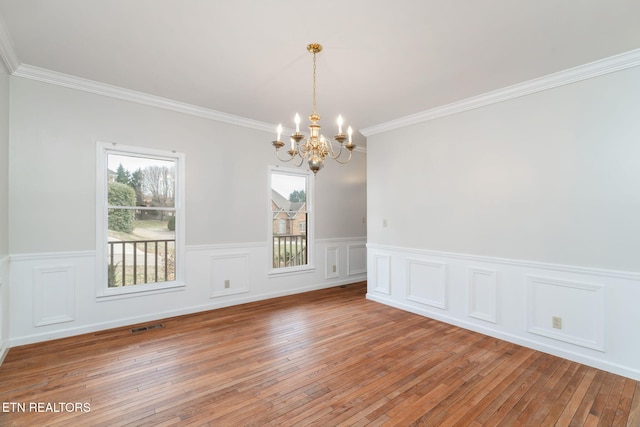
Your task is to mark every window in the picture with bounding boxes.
[270,167,313,273]
[97,142,184,297]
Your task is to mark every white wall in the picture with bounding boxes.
[0,63,8,257]
[0,61,9,361]
[366,65,640,380]
[7,77,367,345]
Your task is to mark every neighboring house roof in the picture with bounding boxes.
[272,189,290,210]
[272,190,305,219]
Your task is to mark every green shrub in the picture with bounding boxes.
[107,263,119,287]
[108,182,136,233]
[167,215,175,231]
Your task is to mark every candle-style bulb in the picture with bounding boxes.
[337,115,343,134]
[347,126,353,143]
[294,113,301,133]
[290,138,295,150]
[277,124,282,141]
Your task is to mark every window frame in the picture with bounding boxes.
[96,141,186,299]
[268,166,314,275]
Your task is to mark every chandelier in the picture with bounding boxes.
[272,43,355,174]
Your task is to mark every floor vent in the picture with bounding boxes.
[131,323,164,333]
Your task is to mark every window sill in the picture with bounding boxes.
[96,281,186,301]
[268,265,315,278]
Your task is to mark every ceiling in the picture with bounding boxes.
[1,0,639,145]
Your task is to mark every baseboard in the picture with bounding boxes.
[366,243,640,381]
[9,276,366,348]
[0,255,8,366]
[367,292,640,381]
[0,340,8,364]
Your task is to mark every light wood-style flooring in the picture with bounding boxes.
[1,282,639,426]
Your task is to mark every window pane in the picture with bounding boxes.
[107,154,176,208]
[271,173,306,212]
[271,171,309,270]
[107,209,176,287]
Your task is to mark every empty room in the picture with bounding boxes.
[0,1,639,425]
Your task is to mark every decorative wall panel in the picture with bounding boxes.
[527,275,605,351]
[33,265,75,326]
[209,253,250,298]
[373,254,391,294]
[406,259,447,309]
[326,246,339,279]
[347,244,367,276]
[468,268,498,323]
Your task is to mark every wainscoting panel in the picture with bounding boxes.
[406,259,447,309]
[526,275,605,351]
[33,265,75,327]
[468,267,498,324]
[325,246,339,279]
[347,244,367,276]
[371,254,391,295]
[209,253,251,298]
[366,243,640,381]
[7,238,366,350]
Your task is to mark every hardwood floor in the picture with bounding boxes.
[1,282,639,426]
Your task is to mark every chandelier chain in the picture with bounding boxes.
[312,51,317,115]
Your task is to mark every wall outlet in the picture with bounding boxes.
[552,316,562,329]
[332,265,336,273]
[224,279,230,289]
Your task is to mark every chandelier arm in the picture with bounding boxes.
[327,138,342,159]
[333,150,353,165]
[274,149,296,163]
[327,141,343,159]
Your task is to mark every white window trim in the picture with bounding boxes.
[96,141,186,300]
[268,166,314,276]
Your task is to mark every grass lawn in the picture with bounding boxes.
[133,219,169,230]
[108,219,169,241]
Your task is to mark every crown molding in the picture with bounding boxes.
[0,16,20,73]
[361,48,640,137]
[6,61,369,152]
[0,19,359,141]
[12,64,278,133]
